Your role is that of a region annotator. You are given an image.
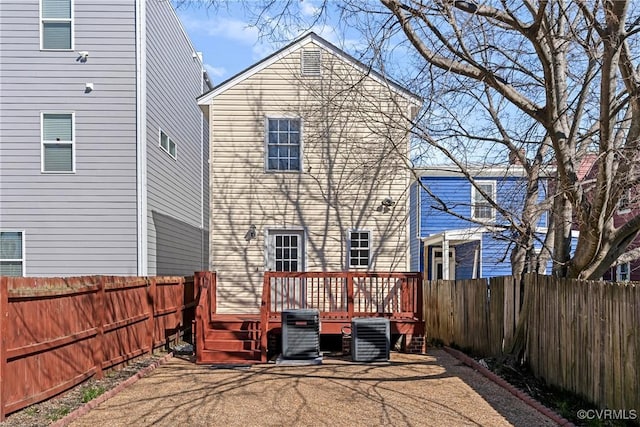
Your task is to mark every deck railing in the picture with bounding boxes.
[259,271,422,361]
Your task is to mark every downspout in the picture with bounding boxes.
[135,0,148,276]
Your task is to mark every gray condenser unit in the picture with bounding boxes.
[281,309,320,359]
[351,317,390,362]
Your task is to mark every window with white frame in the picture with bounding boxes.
[159,130,177,159]
[348,230,371,268]
[616,262,630,282]
[0,231,24,277]
[618,189,631,214]
[266,118,301,171]
[301,49,321,76]
[41,0,72,50]
[472,181,496,220]
[42,113,74,172]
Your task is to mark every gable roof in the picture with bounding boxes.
[197,32,422,105]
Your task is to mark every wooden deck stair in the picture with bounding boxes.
[199,316,262,364]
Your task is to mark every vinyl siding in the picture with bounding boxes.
[208,40,413,313]
[144,0,209,275]
[413,174,547,278]
[0,0,138,276]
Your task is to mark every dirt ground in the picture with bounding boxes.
[66,349,557,427]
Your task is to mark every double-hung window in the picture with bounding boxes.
[41,0,73,50]
[616,262,631,282]
[348,230,371,268]
[42,113,74,173]
[472,181,496,221]
[266,118,301,171]
[0,231,24,277]
[618,189,631,214]
[160,130,177,159]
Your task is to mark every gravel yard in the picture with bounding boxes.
[64,349,557,427]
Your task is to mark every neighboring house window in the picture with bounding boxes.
[301,49,321,76]
[348,230,371,268]
[616,262,630,282]
[472,181,496,220]
[159,130,177,159]
[0,231,24,277]
[41,0,72,50]
[618,189,631,214]
[266,118,301,171]
[42,113,74,172]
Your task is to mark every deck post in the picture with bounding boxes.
[194,272,208,361]
[347,273,354,319]
[260,273,271,362]
[0,277,8,421]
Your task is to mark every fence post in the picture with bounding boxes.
[0,277,8,421]
[94,277,105,379]
[260,273,270,362]
[147,277,156,355]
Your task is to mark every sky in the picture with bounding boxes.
[173,0,363,85]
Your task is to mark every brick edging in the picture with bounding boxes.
[51,352,174,427]
[443,346,575,426]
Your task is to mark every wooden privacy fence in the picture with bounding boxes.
[523,274,639,415]
[424,274,639,414]
[424,276,517,356]
[0,274,197,420]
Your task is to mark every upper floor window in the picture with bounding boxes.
[618,189,631,214]
[348,230,371,268]
[616,262,630,282]
[41,0,73,50]
[42,112,74,173]
[301,49,321,76]
[266,118,301,171]
[0,231,24,277]
[472,181,496,221]
[160,130,177,159]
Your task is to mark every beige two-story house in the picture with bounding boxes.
[197,33,421,313]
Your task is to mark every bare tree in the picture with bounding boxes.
[185,0,640,280]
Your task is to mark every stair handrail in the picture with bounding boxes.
[259,273,271,362]
[194,271,215,362]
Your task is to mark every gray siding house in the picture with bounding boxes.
[0,0,211,276]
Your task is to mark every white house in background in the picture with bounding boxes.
[0,0,211,276]
[198,32,421,313]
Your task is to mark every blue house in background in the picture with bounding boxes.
[409,166,549,279]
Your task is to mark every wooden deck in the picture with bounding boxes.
[194,271,424,364]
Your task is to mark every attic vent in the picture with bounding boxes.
[301,49,321,76]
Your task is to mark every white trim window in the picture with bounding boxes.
[42,112,74,173]
[348,230,371,268]
[41,0,73,50]
[471,180,496,221]
[616,262,631,282]
[159,130,177,159]
[266,118,301,171]
[301,49,321,76]
[0,231,25,277]
[617,189,631,214]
